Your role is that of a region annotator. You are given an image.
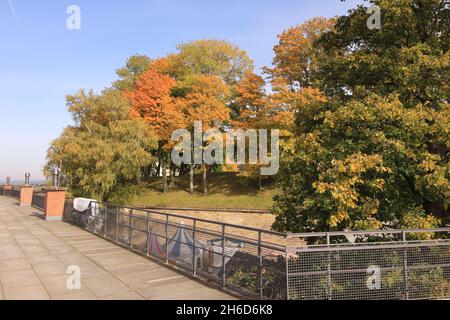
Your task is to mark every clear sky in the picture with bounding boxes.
[0,0,363,183]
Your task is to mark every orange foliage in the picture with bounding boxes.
[126,69,185,141]
[235,71,269,129]
[269,86,328,130]
[266,17,335,89]
[179,75,231,129]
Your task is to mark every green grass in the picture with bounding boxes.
[127,173,278,210]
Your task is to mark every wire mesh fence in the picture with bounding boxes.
[286,229,450,300]
[2,189,449,300]
[62,201,288,300]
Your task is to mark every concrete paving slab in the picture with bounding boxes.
[33,261,68,278]
[41,274,79,296]
[0,258,32,273]
[1,269,42,289]
[0,196,234,300]
[101,290,145,300]
[27,253,60,264]
[51,290,98,300]
[82,274,132,298]
[0,247,25,260]
[3,285,50,300]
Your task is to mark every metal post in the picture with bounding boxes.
[403,231,409,300]
[221,224,226,288]
[115,206,119,243]
[258,231,263,300]
[165,215,169,264]
[129,209,134,249]
[24,173,30,186]
[104,203,107,238]
[96,203,104,234]
[285,250,290,300]
[51,167,60,189]
[146,211,150,256]
[327,232,332,300]
[192,220,197,277]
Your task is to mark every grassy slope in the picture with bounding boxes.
[127,173,278,210]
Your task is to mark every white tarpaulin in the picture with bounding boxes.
[209,246,240,268]
[73,198,96,212]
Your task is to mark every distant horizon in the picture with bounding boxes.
[0,179,47,186]
[0,0,364,180]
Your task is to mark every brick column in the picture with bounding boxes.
[2,184,13,196]
[20,186,33,206]
[44,189,67,221]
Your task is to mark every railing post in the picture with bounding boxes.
[43,189,66,221]
[115,206,119,243]
[221,224,226,288]
[165,215,169,264]
[104,203,107,238]
[403,230,409,300]
[257,230,263,300]
[192,219,197,277]
[19,186,33,207]
[285,249,290,300]
[129,209,134,249]
[146,211,150,256]
[327,232,332,300]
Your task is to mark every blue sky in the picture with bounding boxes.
[0,0,363,182]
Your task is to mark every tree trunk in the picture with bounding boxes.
[157,152,161,178]
[189,164,194,194]
[162,159,168,193]
[169,164,175,189]
[202,165,208,195]
[258,172,262,191]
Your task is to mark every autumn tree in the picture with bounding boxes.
[261,17,336,183]
[234,71,271,189]
[169,39,254,86]
[126,69,185,192]
[264,17,335,91]
[161,39,253,193]
[272,0,449,233]
[46,89,157,202]
[113,55,153,91]
[317,0,450,108]
[178,75,231,194]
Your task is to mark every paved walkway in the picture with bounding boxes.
[0,196,233,300]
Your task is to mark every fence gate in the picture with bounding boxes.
[286,236,450,300]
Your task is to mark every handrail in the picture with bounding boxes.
[287,227,450,239]
[93,201,286,237]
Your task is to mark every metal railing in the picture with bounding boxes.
[1,189,449,300]
[32,193,45,211]
[286,229,450,300]
[0,186,20,198]
[63,201,287,300]
[10,188,20,199]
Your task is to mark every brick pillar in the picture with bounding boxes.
[2,184,13,196]
[20,186,33,206]
[44,189,67,221]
